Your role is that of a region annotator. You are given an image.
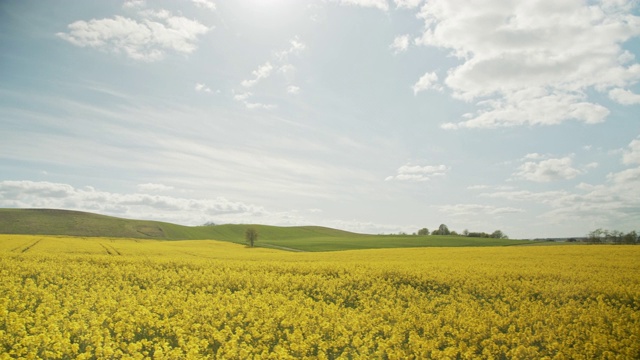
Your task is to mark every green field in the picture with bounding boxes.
[0,208,535,251]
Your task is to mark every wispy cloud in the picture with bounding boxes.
[232,90,276,110]
[390,34,409,54]
[241,62,274,88]
[195,83,212,93]
[122,0,145,9]
[413,0,640,128]
[287,85,300,95]
[244,101,277,110]
[412,72,442,95]
[512,155,582,182]
[332,0,390,11]
[57,9,211,61]
[137,183,174,192]
[439,203,524,217]
[385,164,449,182]
[275,37,306,60]
[235,37,307,109]
[394,0,422,9]
[191,0,216,11]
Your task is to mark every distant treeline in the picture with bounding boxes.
[413,224,508,239]
[582,229,639,244]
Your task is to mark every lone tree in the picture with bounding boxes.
[417,228,429,236]
[245,227,258,248]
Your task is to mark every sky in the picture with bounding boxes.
[1,0,639,239]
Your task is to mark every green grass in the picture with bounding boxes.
[0,208,186,239]
[0,208,535,251]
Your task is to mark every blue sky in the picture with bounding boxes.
[1,0,639,239]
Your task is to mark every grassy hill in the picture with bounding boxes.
[0,208,534,251]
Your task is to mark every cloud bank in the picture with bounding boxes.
[407,0,640,128]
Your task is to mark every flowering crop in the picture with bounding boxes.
[0,235,639,359]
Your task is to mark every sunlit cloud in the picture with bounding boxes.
[609,88,640,105]
[414,0,640,128]
[191,0,215,11]
[412,72,442,95]
[512,156,581,182]
[57,9,211,61]
[390,34,409,54]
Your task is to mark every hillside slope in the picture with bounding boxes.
[0,209,358,242]
[0,209,187,239]
[0,208,533,251]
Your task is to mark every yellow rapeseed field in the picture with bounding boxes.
[0,235,639,359]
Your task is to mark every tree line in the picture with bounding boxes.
[584,229,639,244]
[415,224,508,239]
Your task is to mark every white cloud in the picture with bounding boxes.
[191,0,216,11]
[232,91,252,101]
[137,183,174,192]
[609,88,640,104]
[414,0,640,128]
[524,153,544,160]
[275,37,306,60]
[467,185,490,190]
[234,38,305,107]
[241,62,274,88]
[123,0,145,9]
[57,10,211,62]
[195,83,212,93]
[244,101,277,110]
[482,159,640,231]
[394,0,422,9]
[623,137,640,165]
[412,71,442,94]
[478,138,640,230]
[513,156,582,182]
[442,88,610,129]
[390,34,409,54]
[232,90,276,110]
[385,164,449,182]
[333,0,389,11]
[439,204,525,217]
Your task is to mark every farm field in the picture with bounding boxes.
[1,235,639,359]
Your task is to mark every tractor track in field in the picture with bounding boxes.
[99,243,122,256]
[11,239,42,253]
[260,243,306,252]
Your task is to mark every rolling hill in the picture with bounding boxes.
[0,208,534,251]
